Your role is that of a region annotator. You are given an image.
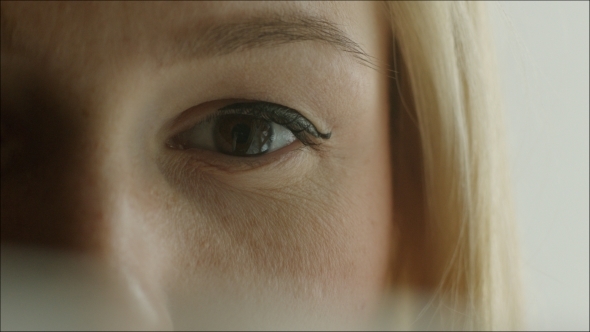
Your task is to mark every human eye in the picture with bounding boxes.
[167,101,331,157]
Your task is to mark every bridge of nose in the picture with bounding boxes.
[1,98,175,329]
[1,112,130,248]
[2,7,178,327]
[1,59,157,245]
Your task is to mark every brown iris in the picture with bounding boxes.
[214,115,274,156]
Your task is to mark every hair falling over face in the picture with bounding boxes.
[384,2,522,329]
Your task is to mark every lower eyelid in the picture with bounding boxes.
[170,139,309,174]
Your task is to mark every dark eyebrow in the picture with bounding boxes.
[174,14,377,69]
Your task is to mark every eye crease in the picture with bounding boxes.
[169,101,331,157]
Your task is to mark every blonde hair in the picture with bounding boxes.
[383,2,522,329]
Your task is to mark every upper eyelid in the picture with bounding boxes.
[213,102,332,139]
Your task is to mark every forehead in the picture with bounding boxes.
[1,2,376,65]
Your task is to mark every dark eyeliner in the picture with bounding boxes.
[212,102,331,146]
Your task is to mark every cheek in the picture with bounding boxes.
[148,149,392,325]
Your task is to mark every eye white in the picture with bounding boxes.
[183,120,216,151]
[267,122,297,153]
[181,118,297,154]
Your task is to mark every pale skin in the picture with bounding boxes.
[1,1,394,329]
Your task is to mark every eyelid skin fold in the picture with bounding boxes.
[215,102,332,145]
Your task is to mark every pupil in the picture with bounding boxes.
[231,123,251,144]
[214,115,274,156]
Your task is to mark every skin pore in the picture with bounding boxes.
[1,1,394,329]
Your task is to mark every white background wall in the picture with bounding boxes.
[490,2,589,330]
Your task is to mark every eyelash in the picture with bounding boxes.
[164,101,331,171]
[203,101,331,147]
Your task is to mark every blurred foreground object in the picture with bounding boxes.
[1,246,168,330]
[2,245,449,330]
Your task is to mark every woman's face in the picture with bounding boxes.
[1,1,393,328]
